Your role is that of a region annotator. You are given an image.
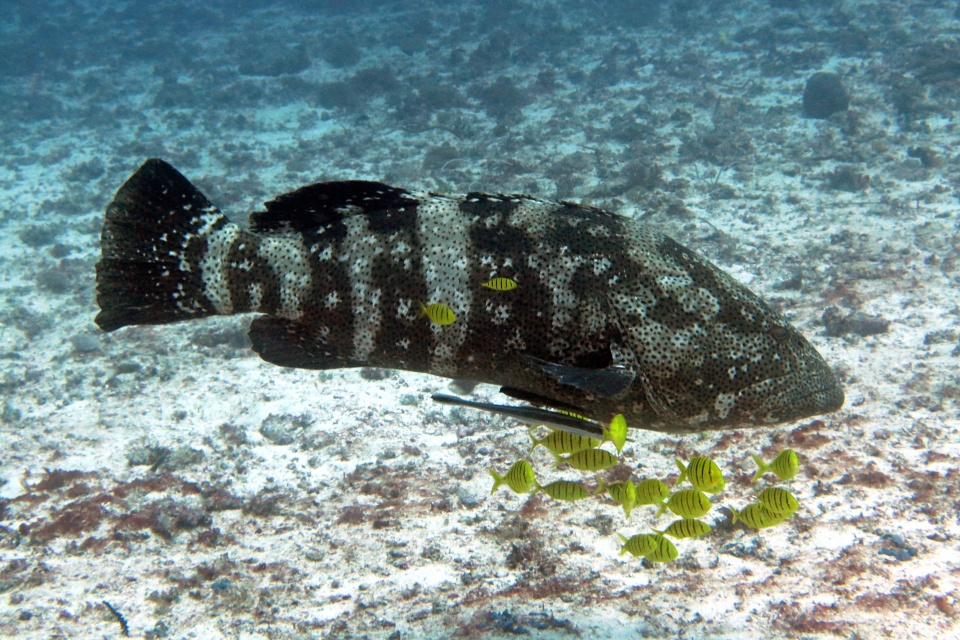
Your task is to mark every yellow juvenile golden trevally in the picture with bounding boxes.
[617,532,658,557]
[657,518,713,539]
[635,479,670,509]
[489,460,536,494]
[757,487,799,518]
[553,448,619,472]
[536,480,590,501]
[481,277,517,291]
[729,503,784,529]
[603,414,628,455]
[418,301,457,326]
[751,449,800,483]
[675,456,725,494]
[598,479,637,518]
[659,488,712,519]
[645,534,679,563]
[529,429,599,456]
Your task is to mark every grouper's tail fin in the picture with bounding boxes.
[95,159,237,332]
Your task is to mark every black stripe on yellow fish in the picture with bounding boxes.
[657,518,713,539]
[645,534,679,564]
[481,277,517,291]
[729,503,785,529]
[751,449,800,483]
[489,460,536,495]
[536,480,590,501]
[529,429,599,455]
[617,533,658,558]
[552,447,619,472]
[603,414,628,455]
[659,488,712,519]
[675,456,725,493]
[598,479,637,518]
[96,159,844,435]
[619,533,678,563]
[418,301,456,326]
[757,487,799,517]
[635,479,670,507]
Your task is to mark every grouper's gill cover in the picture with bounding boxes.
[96,159,844,434]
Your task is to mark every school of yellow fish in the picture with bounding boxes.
[409,269,803,554]
[489,414,803,563]
[418,277,519,327]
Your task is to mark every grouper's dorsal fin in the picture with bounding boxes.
[250,180,419,233]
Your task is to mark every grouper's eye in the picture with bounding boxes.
[770,326,789,342]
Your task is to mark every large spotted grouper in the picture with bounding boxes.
[95,159,843,438]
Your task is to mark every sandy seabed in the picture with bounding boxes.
[0,0,958,637]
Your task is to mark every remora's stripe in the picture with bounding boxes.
[340,215,383,362]
[418,193,472,376]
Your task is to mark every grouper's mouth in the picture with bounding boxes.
[757,371,845,424]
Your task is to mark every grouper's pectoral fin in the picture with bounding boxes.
[249,316,367,370]
[521,355,636,397]
[431,394,605,439]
